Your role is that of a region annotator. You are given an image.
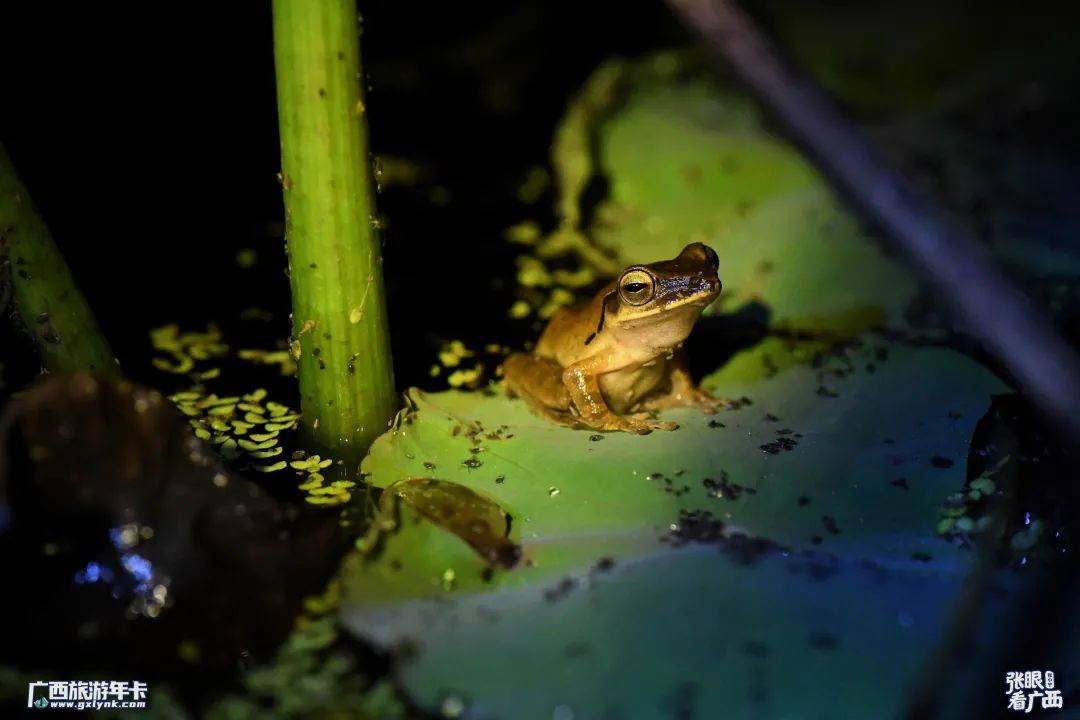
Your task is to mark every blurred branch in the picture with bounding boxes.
[665,0,1080,441]
[0,144,119,377]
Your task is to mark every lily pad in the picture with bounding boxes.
[340,338,1006,718]
[589,79,918,335]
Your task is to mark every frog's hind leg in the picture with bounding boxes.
[502,353,581,428]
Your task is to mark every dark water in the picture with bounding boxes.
[0,1,686,394]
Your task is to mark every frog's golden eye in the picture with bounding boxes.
[618,269,655,305]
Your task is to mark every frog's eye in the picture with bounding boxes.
[618,270,655,305]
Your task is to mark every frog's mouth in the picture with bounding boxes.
[619,294,717,327]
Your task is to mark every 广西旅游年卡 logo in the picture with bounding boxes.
[26,680,148,711]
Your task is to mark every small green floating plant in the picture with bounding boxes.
[151,324,356,507]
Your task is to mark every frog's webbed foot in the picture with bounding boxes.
[629,411,679,433]
[684,388,733,414]
[577,410,678,435]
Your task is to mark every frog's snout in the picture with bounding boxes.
[685,274,721,303]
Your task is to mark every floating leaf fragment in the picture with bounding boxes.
[381,477,522,569]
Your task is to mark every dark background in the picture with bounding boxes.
[3,3,1079,717]
[0,1,685,391]
[4,2,1079,391]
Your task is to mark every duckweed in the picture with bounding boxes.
[154,324,351,507]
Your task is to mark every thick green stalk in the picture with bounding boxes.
[272,0,396,459]
[0,144,118,377]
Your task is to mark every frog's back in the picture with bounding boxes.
[534,304,593,367]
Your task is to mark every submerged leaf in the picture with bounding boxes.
[382,477,521,569]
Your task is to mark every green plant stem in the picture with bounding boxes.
[272,0,396,460]
[0,144,118,377]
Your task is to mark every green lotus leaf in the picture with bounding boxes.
[340,336,1006,718]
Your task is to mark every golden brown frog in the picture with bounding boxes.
[503,242,723,434]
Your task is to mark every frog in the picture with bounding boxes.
[503,242,724,434]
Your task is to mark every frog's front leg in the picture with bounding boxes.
[502,353,581,428]
[563,356,677,434]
